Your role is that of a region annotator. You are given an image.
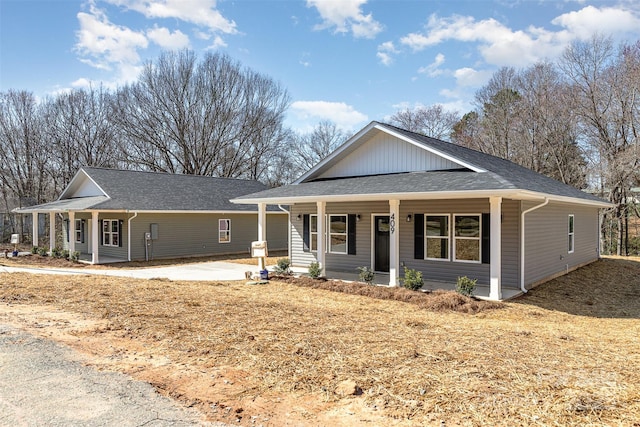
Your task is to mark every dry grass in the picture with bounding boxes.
[1,256,639,425]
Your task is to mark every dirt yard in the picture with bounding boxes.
[1,256,639,426]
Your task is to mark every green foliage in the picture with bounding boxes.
[37,247,48,257]
[402,267,424,291]
[273,257,292,275]
[61,249,70,259]
[456,276,477,297]
[31,246,38,254]
[51,247,62,258]
[308,261,321,279]
[357,266,375,285]
[70,251,80,262]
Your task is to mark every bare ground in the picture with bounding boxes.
[0,256,639,426]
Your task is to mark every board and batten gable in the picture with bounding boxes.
[523,201,599,288]
[315,131,465,180]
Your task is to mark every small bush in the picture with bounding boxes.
[456,276,477,297]
[357,266,375,285]
[37,247,48,257]
[308,261,321,279]
[402,267,424,291]
[31,246,39,254]
[70,251,80,262]
[61,249,70,259]
[273,257,292,275]
[51,247,62,258]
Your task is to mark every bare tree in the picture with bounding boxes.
[389,104,460,140]
[111,50,290,178]
[289,120,347,175]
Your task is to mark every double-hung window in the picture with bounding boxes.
[219,219,231,243]
[310,214,318,251]
[568,214,575,253]
[102,219,119,247]
[453,214,481,263]
[75,219,83,243]
[425,214,450,260]
[329,215,347,254]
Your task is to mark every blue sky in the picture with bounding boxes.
[1,0,640,133]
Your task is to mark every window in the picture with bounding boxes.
[568,214,575,253]
[309,214,318,251]
[75,219,83,243]
[425,214,449,260]
[454,214,481,263]
[219,219,231,243]
[102,219,119,247]
[329,215,347,254]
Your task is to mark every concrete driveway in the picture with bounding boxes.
[0,260,259,282]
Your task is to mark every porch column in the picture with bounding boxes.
[68,211,75,255]
[489,196,502,300]
[49,212,55,253]
[389,199,400,287]
[32,212,38,247]
[316,201,326,277]
[257,203,266,270]
[91,211,99,264]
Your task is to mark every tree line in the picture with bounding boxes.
[1,37,638,254]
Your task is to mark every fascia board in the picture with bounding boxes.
[59,168,110,200]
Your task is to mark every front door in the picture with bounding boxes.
[374,215,390,272]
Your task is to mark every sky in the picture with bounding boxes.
[1,0,640,134]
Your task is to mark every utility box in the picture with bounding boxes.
[150,223,159,240]
[251,240,268,258]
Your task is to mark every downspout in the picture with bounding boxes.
[278,204,291,259]
[520,198,549,293]
[127,211,138,262]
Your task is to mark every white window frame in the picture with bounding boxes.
[568,214,575,254]
[75,219,83,243]
[102,219,119,247]
[424,214,450,261]
[219,219,231,243]
[453,213,481,264]
[328,214,348,254]
[310,214,318,252]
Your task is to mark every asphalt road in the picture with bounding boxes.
[0,323,223,426]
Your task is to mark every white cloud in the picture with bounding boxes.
[290,100,368,131]
[75,3,148,69]
[307,0,383,39]
[418,53,445,77]
[105,0,238,34]
[453,67,493,87]
[376,41,397,66]
[147,26,190,49]
[399,6,640,68]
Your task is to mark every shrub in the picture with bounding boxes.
[456,276,477,297]
[51,247,62,258]
[308,261,322,279]
[31,246,39,254]
[61,249,70,259]
[70,251,80,262]
[37,247,48,257]
[402,267,424,291]
[273,257,292,275]
[357,266,375,285]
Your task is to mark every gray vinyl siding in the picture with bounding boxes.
[523,202,599,287]
[61,213,93,254]
[290,198,521,287]
[128,212,288,261]
[98,214,128,259]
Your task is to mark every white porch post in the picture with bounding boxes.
[489,196,502,300]
[316,201,326,277]
[32,212,38,247]
[68,211,75,255]
[49,212,55,253]
[91,211,99,264]
[389,199,400,287]
[257,203,267,270]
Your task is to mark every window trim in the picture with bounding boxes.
[218,218,231,244]
[328,214,348,254]
[453,213,482,264]
[424,214,450,261]
[74,219,83,243]
[102,219,119,247]
[568,214,575,254]
[310,214,318,252]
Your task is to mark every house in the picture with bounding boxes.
[14,167,288,264]
[232,121,612,300]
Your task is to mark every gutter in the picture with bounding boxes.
[520,198,549,293]
[127,211,138,261]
